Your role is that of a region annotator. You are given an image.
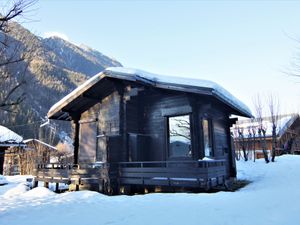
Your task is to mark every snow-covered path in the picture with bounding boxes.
[1,155,300,225]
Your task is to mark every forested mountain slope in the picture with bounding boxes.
[0,22,122,140]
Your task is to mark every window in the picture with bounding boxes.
[168,115,192,158]
[202,119,213,157]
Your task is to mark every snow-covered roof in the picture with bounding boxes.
[233,114,299,138]
[0,125,23,145]
[23,139,58,151]
[48,67,252,119]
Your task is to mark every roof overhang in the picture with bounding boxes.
[48,67,253,120]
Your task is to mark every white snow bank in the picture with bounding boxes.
[3,183,30,198]
[23,187,55,198]
[5,175,33,184]
[1,155,300,225]
[0,175,8,185]
[0,125,23,143]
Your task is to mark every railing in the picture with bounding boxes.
[118,160,227,189]
[34,162,109,187]
[34,160,227,190]
[36,162,109,170]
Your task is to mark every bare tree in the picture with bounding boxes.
[237,126,248,161]
[268,94,280,162]
[233,128,241,160]
[253,95,270,163]
[251,120,257,162]
[0,0,37,112]
[169,118,191,140]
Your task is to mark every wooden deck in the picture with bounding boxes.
[34,163,109,192]
[118,160,226,189]
[33,160,227,194]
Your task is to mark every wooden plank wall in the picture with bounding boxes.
[135,89,231,178]
[75,81,233,179]
[213,119,228,158]
[213,118,230,176]
[98,91,120,136]
[78,121,97,163]
[78,91,121,164]
[140,90,192,161]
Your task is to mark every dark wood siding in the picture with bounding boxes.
[98,91,120,136]
[79,121,97,163]
[197,104,230,176]
[76,81,234,178]
[213,119,228,158]
[126,95,140,134]
[140,91,192,161]
[97,91,123,163]
[78,103,100,163]
[78,91,122,163]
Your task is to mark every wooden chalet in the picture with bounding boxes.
[0,125,25,175]
[4,139,58,176]
[34,67,252,194]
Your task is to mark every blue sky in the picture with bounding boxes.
[20,0,300,115]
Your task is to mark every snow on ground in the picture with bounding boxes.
[0,175,8,185]
[1,155,300,225]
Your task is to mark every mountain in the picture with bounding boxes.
[0,22,122,140]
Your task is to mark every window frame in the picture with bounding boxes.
[167,113,193,160]
[202,118,214,158]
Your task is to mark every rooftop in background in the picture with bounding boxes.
[23,139,58,151]
[48,67,253,120]
[0,125,23,147]
[232,114,300,138]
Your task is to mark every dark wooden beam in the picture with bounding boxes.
[0,151,4,174]
[189,96,201,160]
[82,93,101,101]
[56,111,69,120]
[229,118,238,127]
[73,118,80,165]
[226,120,237,178]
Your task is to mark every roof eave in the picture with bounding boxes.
[47,68,253,120]
[47,72,107,119]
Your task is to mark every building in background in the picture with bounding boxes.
[0,125,25,174]
[4,139,58,176]
[232,114,300,160]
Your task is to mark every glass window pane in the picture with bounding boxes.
[203,119,213,157]
[169,115,191,158]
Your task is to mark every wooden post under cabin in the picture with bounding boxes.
[55,183,59,192]
[33,179,38,188]
[0,148,5,175]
